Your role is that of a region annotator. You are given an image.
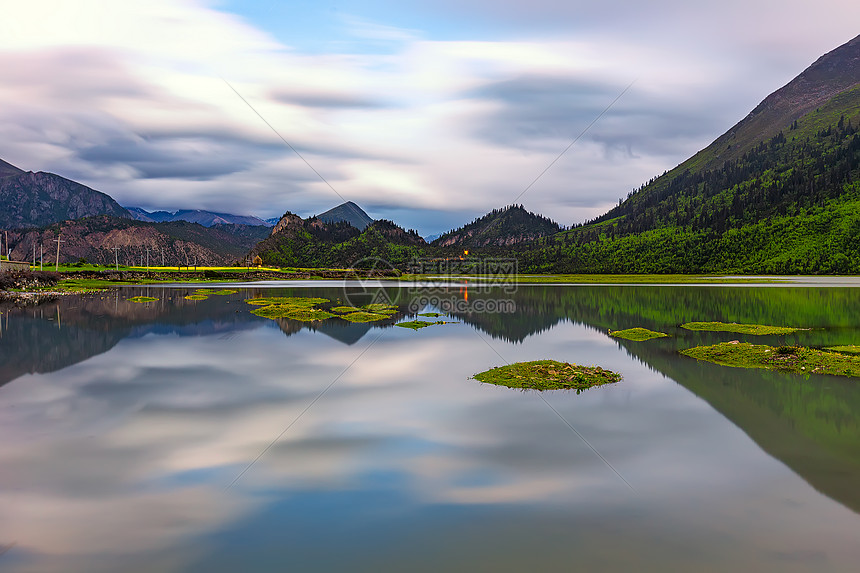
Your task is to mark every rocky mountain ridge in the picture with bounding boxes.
[0,160,131,229]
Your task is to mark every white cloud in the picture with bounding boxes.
[0,0,858,232]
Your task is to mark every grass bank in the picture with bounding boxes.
[681,321,804,335]
[610,327,669,341]
[681,342,860,377]
[473,360,622,391]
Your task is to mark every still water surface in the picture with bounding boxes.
[1,281,860,572]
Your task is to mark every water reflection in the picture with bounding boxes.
[1,283,860,571]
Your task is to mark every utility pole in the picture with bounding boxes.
[54,234,63,271]
[112,246,120,270]
[161,246,165,267]
[40,244,43,271]
[145,247,150,271]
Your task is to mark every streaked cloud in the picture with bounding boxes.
[0,0,858,233]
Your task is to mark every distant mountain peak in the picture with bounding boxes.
[125,206,272,227]
[433,204,562,248]
[316,201,373,230]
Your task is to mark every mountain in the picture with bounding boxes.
[0,158,24,178]
[432,204,563,248]
[127,207,272,227]
[689,34,860,171]
[7,217,271,266]
[251,212,424,268]
[316,201,374,230]
[520,34,860,274]
[125,207,175,223]
[0,159,131,229]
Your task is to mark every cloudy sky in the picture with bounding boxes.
[1,1,858,234]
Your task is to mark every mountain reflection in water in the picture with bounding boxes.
[1,281,859,572]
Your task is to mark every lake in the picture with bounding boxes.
[1,280,860,572]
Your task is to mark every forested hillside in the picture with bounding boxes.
[432,205,562,249]
[514,36,860,274]
[251,214,425,268]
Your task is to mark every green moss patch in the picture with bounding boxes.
[245,296,394,324]
[209,289,237,295]
[418,312,444,317]
[474,360,622,391]
[245,296,329,307]
[330,305,363,314]
[825,345,860,355]
[340,311,389,323]
[610,327,669,341]
[363,303,399,315]
[251,305,334,321]
[127,296,158,303]
[681,342,860,377]
[185,294,209,300]
[681,321,803,335]
[396,320,447,330]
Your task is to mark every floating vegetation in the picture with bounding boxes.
[251,305,334,321]
[127,296,158,303]
[610,327,669,341]
[245,296,394,324]
[473,360,622,391]
[825,345,860,355]
[396,320,447,330]
[418,312,444,317]
[363,303,399,315]
[245,297,329,307]
[680,322,803,335]
[681,342,860,377]
[184,294,208,301]
[340,311,389,323]
[330,305,363,314]
[209,289,237,295]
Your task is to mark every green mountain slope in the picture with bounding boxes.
[251,212,424,268]
[519,34,860,274]
[687,34,860,171]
